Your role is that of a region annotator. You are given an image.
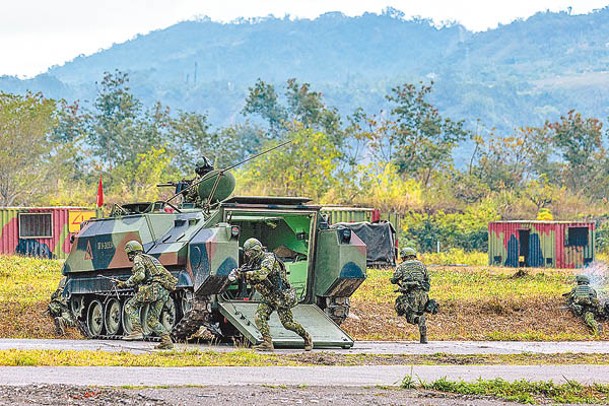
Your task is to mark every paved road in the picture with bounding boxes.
[2,365,609,386]
[1,339,608,387]
[0,338,607,354]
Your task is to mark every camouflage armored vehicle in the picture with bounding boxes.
[61,170,367,348]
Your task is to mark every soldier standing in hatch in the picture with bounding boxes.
[118,240,178,349]
[230,238,313,352]
[391,247,432,344]
[564,274,604,335]
[184,156,214,206]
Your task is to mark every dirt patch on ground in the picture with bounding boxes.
[0,384,518,406]
[343,292,604,341]
[0,301,80,339]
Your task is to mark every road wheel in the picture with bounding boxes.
[69,296,84,319]
[104,298,122,336]
[122,299,134,335]
[161,296,178,331]
[179,289,194,319]
[86,299,104,337]
[141,304,152,336]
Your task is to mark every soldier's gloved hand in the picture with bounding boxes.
[116,281,128,289]
[228,268,241,282]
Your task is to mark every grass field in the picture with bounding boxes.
[0,254,605,341]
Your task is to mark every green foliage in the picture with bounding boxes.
[168,110,243,174]
[546,110,606,195]
[236,129,340,201]
[401,200,498,253]
[385,81,469,186]
[0,92,57,206]
[109,146,173,203]
[420,249,487,266]
[428,377,609,405]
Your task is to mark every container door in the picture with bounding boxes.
[219,302,354,348]
[518,229,530,267]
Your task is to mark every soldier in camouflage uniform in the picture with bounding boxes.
[117,240,178,349]
[48,276,75,336]
[391,247,431,344]
[183,156,214,207]
[230,238,313,352]
[564,274,603,335]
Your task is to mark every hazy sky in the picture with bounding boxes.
[2,0,609,78]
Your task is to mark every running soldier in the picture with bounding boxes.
[391,247,437,344]
[229,238,313,352]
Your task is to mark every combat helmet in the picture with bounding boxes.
[125,240,143,261]
[243,238,264,262]
[400,247,417,259]
[576,274,590,285]
[195,156,214,176]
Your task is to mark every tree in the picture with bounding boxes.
[0,92,56,206]
[168,111,243,175]
[236,128,340,201]
[241,79,287,139]
[385,81,469,187]
[87,70,171,169]
[545,110,606,195]
[474,126,549,191]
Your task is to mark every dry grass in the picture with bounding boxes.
[0,255,604,341]
[343,266,605,341]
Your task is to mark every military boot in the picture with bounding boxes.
[253,337,274,352]
[154,333,174,350]
[302,332,313,351]
[54,317,66,336]
[122,325,144,341]
[419,317,428,344]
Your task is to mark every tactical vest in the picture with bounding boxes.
[140,253,178,291]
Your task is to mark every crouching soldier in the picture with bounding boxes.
[564,274,604,335]
[118,240,178,349]
[48,276,76,335]
[391,247,438,344]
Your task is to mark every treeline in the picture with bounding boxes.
[2,71,609,253]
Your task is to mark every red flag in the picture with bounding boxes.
[96,175,104,207]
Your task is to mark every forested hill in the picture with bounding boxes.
[3,8,609,132]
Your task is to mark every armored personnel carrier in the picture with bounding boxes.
[61,169,367,348]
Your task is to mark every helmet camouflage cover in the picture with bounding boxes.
[576,274,590,284]
[195,156,213,175]
[243,238,264,261]
[124,240,144,254]
[400,247,417,258]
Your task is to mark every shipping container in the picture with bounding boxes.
[0,207,102,259]
[488,221,595,269]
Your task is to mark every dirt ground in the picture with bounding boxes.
[0,384,518,406]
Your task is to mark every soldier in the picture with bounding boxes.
[564,274,603,335]
[117,240,178,349]
[229,238,313,352]
[183,156,214,206]
[48,276,75,335]
[391,247,433,344]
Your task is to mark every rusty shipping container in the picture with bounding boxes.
[0,207,102,259]
[488,221,595,269]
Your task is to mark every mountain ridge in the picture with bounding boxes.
[2,8,609,134]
